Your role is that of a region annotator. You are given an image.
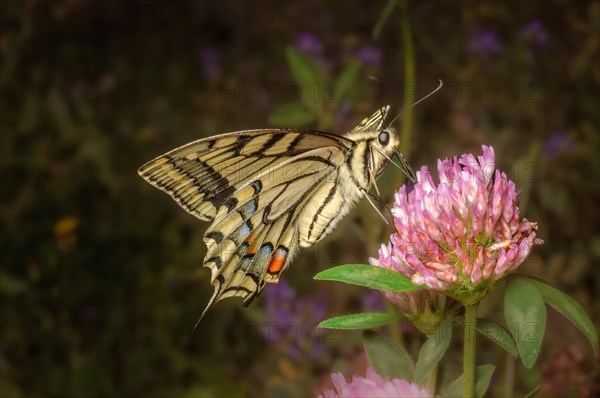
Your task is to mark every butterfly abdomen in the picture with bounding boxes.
[296,149,367,247]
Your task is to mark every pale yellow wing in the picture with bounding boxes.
[138,130,354,322]
[138,129,352,221]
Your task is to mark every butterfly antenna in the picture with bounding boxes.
[411,79,444,108]
[387,79,444,128]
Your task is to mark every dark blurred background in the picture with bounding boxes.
[1,0,598,397]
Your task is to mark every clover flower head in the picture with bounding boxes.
[373,146,543,304]
[318,367,431,398]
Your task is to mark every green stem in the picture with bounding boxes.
[425,365,437,395]
[396,0,415,187]
[400,0,415,154]
[503,352,515,397]
[463,303,478,398]
[386,302,403,347]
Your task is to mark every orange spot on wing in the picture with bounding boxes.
[267,250,287,273]
[245,231,256,243]
[243,231,257,256]
[246,244,257,256]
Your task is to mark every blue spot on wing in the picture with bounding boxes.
[251,180,262,193]
[276,246,289,257]
[248,199,257,214]
[238,198,258,218]
[240,222,252,240]
[259,243,273,256]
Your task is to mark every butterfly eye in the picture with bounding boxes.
[378,131,390,146]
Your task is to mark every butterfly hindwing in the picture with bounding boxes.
[200,146,346,317]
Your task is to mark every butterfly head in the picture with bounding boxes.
[345,106,402,177]
[368,126,401,177]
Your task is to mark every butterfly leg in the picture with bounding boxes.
[369,190,395,226]
[360,187,391,226]
[365,164,395,226]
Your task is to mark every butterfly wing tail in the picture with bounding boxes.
[193,287,220,332]
[194,210,300,326]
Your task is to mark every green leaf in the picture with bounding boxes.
[504,277,547,368]
[442,365,495,398]
[373,0,399,39]
[456,316,519,357]
[523,385,546,398]
[314,264,424,292]
[334,60,362,101]
[414,318,453,384]
[363,330,414,381]
[286,47,324,113]
[268,102,315,127]
[476,318,519,357]
[318,313,399,330]
[523,276,599,356]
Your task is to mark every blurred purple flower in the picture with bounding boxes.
[319,367,431,398]
[263,277,297,305]
[467,29,503,57]
[372,146,543,305]
[262,279,326,359]
[199,47,221,80]
[311,341,326,359]
[355,45,382,68]
[262,279,296,343]
[543,132,574,157]
[335,101,353,131]
[361,289,386,312]
[520,20,549,45]
[294,32,324,57]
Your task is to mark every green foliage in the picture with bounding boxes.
[314,264,424,292]
[285,47,325,113]
[269,47,363,130]
[522,385,546,398]
[334,60,363,101]
[318,312,400,329]
[414,318,453,384]
[268,102,316,127]
[456,316,519,357]
[363,330,415,381]
[373,0,399,39]
[475,318,519,358]
[442,365,495,398]
[504,277,547,368]
[521,276,599,356]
